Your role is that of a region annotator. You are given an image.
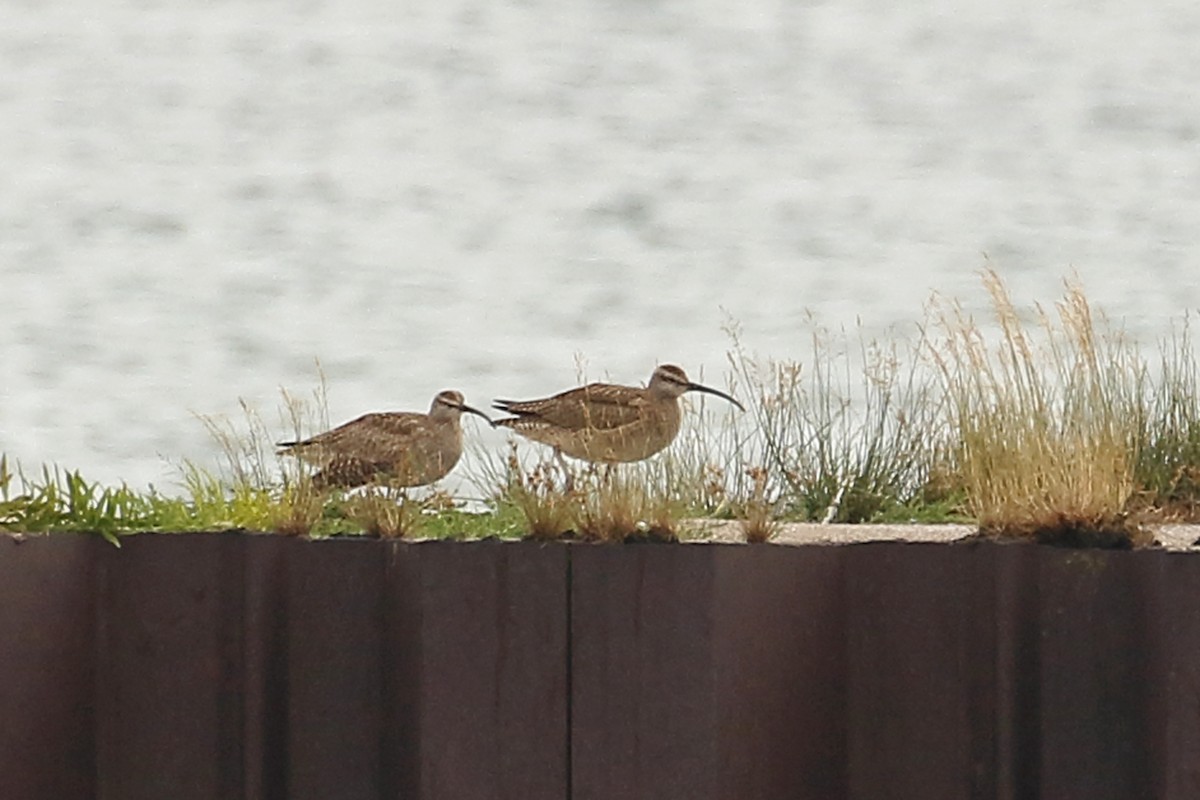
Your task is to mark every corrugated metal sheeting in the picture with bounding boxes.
[1,533,1197,799]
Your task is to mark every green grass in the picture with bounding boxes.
[5,271,1200,544]
[473,443,686,542]
[1132,317,1200,519]
[725,314,956,524]
[1,459,236,544]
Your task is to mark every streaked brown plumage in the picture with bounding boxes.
[277,390,492,489]
[493,364,744,465]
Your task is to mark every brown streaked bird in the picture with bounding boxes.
[277,390,492,490]
[493,364,744,469]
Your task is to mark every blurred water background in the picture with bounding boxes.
[2,0,1199,491]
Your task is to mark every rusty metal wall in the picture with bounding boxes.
[714,544,848,799]
[571,544,720,799]
[0,533,568,800]
[2,533,1200,799]
[390,540,569,800]
[843,542,999,799]
[0,534,98,800]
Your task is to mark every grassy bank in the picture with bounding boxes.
[4,270,1199,544]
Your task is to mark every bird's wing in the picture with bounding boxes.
[312,457,392,490]
[280,412,427,464]
[496,383,648,432]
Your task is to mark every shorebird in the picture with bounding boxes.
[493,364,744,472]
[277,390,492,490]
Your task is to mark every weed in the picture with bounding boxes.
[575,469,681,542]
[930,269,1142,539]
[738,466,779,543]
[1132,317,1200,518]
[6,275,1200,542]
[495,443,578,539]
[337,487,422,539]
[726,315,946,523]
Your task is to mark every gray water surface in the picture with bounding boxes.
[3,0,1198,488]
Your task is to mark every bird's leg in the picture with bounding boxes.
[555,449,575,493]
[602,463,614,484]
[380,481,409,507]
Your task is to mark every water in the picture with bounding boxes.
[3,0,1199,490]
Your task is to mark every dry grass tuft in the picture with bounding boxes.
[264,481,326,536]
[738,466,779,543]
[340,487,423,539]
[497,443,578,540]
[575,469,680,542]
[930,269,1143,540]
[977,513,1152,549]
[486,440,685,541]
[189,373,332,535]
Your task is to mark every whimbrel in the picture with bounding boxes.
[277,390,492,490]
[493,364,744,471]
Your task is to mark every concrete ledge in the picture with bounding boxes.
[696,521,1200,550]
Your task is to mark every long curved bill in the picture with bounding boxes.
[686,382,746,412]
[456,401,496,427]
